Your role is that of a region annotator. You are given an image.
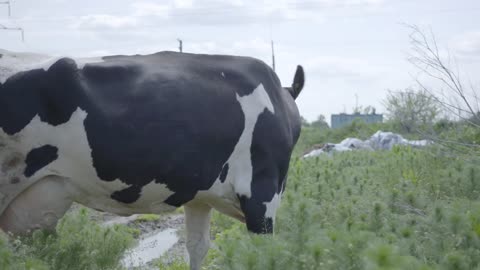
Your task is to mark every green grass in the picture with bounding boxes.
[136,214,161,222]
[0,208,134,270]
[2,121,479,270]
[155,256,189,270]
[200,146,480,270]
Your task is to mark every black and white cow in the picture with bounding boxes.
[0,51,304,269]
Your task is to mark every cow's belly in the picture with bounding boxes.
[71,178,243,217]
[71,181,178,216]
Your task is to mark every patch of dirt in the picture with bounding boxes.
[133,214,185,235]
[69,204,188,269]
[72,204,188,266]
[127,214,188,266]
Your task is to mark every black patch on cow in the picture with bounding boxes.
[164,192,196,207]
[0,58,83,135]
[24,145,58,177]
[251,109,292,197]
[111,185,142,204]
[81,52,251,206]
[219,163,229,183]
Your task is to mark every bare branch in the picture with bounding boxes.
[403,24,480,161]
[407,24,477,119]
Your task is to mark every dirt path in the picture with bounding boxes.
[106,212,187,268]
[74,204,188,268]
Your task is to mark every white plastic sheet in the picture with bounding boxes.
[303,131,431,158]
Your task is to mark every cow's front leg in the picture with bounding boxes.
[184,203,212,270]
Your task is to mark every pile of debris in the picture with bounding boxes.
[303,131,431,158]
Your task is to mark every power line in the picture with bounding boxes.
[271,40,276,72]
[0,1,25,42]
[0,23,24,41]
[0,1,10,17]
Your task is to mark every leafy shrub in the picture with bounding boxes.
[1,208,134,270]
[136,214,160,223]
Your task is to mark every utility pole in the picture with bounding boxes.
[355,93,359,113]
[177,39,183,53]
[271,40,276,72]
[0,1,10,17]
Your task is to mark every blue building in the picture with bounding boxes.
[331,113,383,129]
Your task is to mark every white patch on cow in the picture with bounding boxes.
[264,193,281,220]
[221,72,225,78]
[192,83,275,218]
[192,176,244,222]
[128,181,176,213]
[230,84,274,198]
[0,108,174,217]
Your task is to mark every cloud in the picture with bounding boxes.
[172,39,270,57]
[304,56,388,83]
[174,0,195,9]
[452,31,480,57]
[231,39,271,53]
[132,2,170,18]
[72,14,138,29]
[68,0,387,30]
[186,41,219,54]
[70,2,170,30]
[346,0,385,5]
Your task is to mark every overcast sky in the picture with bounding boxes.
[1,0,479,123]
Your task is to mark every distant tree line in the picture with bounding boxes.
[301,115,329,129]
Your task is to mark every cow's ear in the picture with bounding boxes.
[286,65,305,99]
